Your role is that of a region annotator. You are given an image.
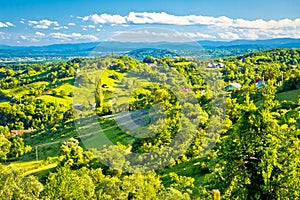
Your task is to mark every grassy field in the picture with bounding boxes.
[1,81,49,99]
[3,157,58,177]
[276,88,300,102]
[157,157,207,197]
[37,95,73,105]
[255,88,300,106]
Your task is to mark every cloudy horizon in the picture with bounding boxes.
[0,0,299,46]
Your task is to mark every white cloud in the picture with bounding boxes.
[20,35,28,40]
[29,19,59,29]
[178,32,216,39]
[109,29,214,42]
[35,32,46,37]
[218,32,240,40]
[0,32,10,40]
[5,22,14,27]
[127,12,188,25]
[80,12,300,31]
[16,33,43,43]
[0,21,14,28]
[0,22,7,28]
[76,12,300,41]
[1,12,298,44]
[82,13,127,24]
[50,32,99,41]
[82,25,96,30]
[53,26,68,30]
[28,20,38,25]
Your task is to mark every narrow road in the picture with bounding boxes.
[35,109,153,148]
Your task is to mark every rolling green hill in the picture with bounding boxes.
[1,49,299,199]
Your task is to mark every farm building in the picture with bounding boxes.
[10,130,32,136]
[225,82,242,91]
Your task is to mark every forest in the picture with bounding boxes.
[0,48,299,199]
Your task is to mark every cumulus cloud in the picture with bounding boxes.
[78,12,300,40]
[53,26,69,30]
[82,13,127,24]
[28,20,38,25]
[80,12,300,31]
[35,32,46,37]
[82,25,96,30]
[0,22,7,28]
[78,12,300,34]
[5,22,14,27]
[0,32,10,40]
[218,32,240,40]
[50,32,99,41]
[1,12,299,44]
[29,19,59,29]
[88,25,96,28]
[0,21,14,28]
[20,35,28,40]
[177,32,216,39]
[109,29,216,42]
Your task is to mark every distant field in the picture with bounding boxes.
[276,88,300,102]
[3,158,58,177]
[37,95,72,105]
[1,81,49,99]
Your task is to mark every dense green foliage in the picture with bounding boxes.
[0,48,299,199]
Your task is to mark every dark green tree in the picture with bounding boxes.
[0,133,11,161]
[95,77,104,113]
[205,88,300,199]
[44,167,95,200]
[0,167,43,200]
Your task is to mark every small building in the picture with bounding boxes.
[102,84,108,88]
[89,103,96,109]
[10,130,32,136]
[256,79,266,89]
[225,82,242,91]
[180,88,193,93]
[73,104,83,109]
[75,68,81,73]
[110,64,118,70]
[216,63,226,68]
[207,61,216,68]
[207,60,226,68]
[238,66,244,72]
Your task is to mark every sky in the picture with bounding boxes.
[0,0,299,46]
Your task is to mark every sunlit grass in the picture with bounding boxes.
[276,88,300,102]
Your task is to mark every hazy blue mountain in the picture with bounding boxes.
[1,38,300,59]
[198,38,300,48]
[126,48,180,60]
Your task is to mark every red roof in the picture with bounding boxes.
[10,130,32,135]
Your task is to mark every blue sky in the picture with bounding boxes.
[0,0,299,45]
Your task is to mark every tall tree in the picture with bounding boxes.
[44,167,95,200]
[0,167,43,200]
[0,134,11,161]
[205,88,300,199]
[95,77,104,113]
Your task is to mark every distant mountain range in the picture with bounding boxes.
[198,38,300,48]
[1,38,300,60]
